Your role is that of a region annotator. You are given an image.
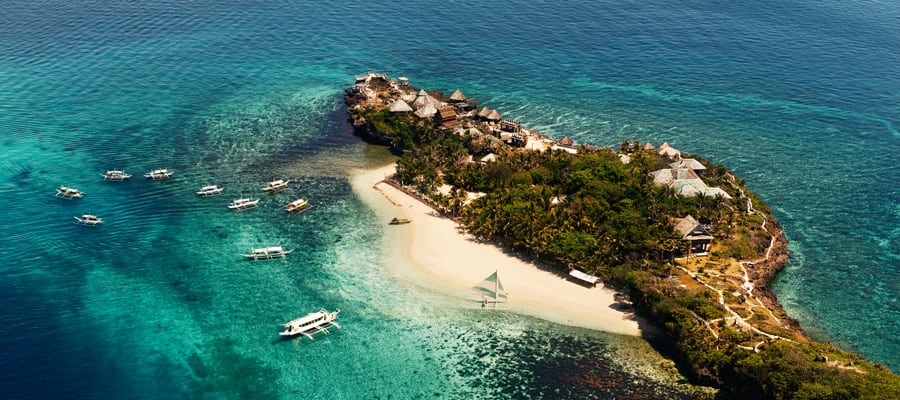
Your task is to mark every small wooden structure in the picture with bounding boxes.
[438,105,459,128]
[674,215,713,255]
[448,89,466,103]
[499,119,521,132]
[568,269,601,288]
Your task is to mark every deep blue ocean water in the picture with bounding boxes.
[1,0,897,398]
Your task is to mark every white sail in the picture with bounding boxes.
[472,270,508,303]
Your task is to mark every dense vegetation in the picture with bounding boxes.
[351,106,900,399]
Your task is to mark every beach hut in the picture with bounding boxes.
[448,89,466,103]
[389,99,413,113]
[412,89,442,109]
[477,106,492,119]
[642,142,656,151]
[414,103,438,118]
[438,105,459,128]
[559,136,574,146]
[658,142,681,159]
[486,110,502,121]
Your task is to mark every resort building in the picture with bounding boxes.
[674,215,713,255]
[651,161,731,199]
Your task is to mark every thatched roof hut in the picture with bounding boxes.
[559,136,574,146]
[414,103,438,118]
[486,110,502,121]
[658,142,681,159]
[448,89,466,102]
[412,89,441,108]
[477,106,492,118]
[389,99,413,113]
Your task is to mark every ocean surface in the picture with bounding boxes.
[1,0,897,398]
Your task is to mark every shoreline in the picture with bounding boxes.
[351,163,643,336]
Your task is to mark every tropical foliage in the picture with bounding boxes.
[349,107,900,399]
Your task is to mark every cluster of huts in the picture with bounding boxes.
[628,141,732,256]
[348,73,722,257]
[346,72,577,154]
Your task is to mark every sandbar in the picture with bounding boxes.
[351,163,642,336]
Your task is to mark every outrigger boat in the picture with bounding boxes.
[473,270,508,305]
[279,309,341,339]
[196,185,224,196]
[241,246,293,260]
[261,179,290,192]
[55,186,84,199]
[227,196,259,211]
[284,198,312,213]
[74,213,103,226]
[144,168,174,180]
[389,217,411,225]
[101,170,131,181]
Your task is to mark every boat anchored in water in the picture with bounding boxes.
[74,213,103,226]
[196,185,224,196]
[280,309,341,339]
[285,198,312,213]
[241,246,293,260]
[389,217,411,225]
[101,170,132,181]
[55,185,84,199]
[144,168,174,180]
[228,196,259,211]
[261,179,290,192]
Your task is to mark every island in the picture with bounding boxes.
[345,72,900,399]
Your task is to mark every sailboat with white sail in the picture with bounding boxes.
[472,270,508,305]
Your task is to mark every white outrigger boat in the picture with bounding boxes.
[284,198,312,213]
[261,179,290,192]
[101,170,132,181]
[227,196,259,211]
[74,213,103,226]
[55,185,84,199]
[241,246,293,260]
[144,168,174,180]
[280,309,341,339]
[196,185,224,196]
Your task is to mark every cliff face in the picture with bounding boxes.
[747,221,806,334]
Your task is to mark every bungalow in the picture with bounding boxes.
[437,105,459,129]
[658,142,681,159]
[674,215,713,255]
[651,164,732,199]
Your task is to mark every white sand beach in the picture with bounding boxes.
[351,164,642,336]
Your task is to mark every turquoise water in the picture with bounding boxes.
[1,0,897,397]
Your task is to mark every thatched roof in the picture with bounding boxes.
[438,105,457,120]
[559,136,574,146]
[449,89,466,102]
[642,142,656,151]
[412,89,442,108]
[389,99,413,112]
[674,216,714,241]
[658,142,681,158]
[486,110,502,121]
[477,106,492,118]
[414,103,437,118]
